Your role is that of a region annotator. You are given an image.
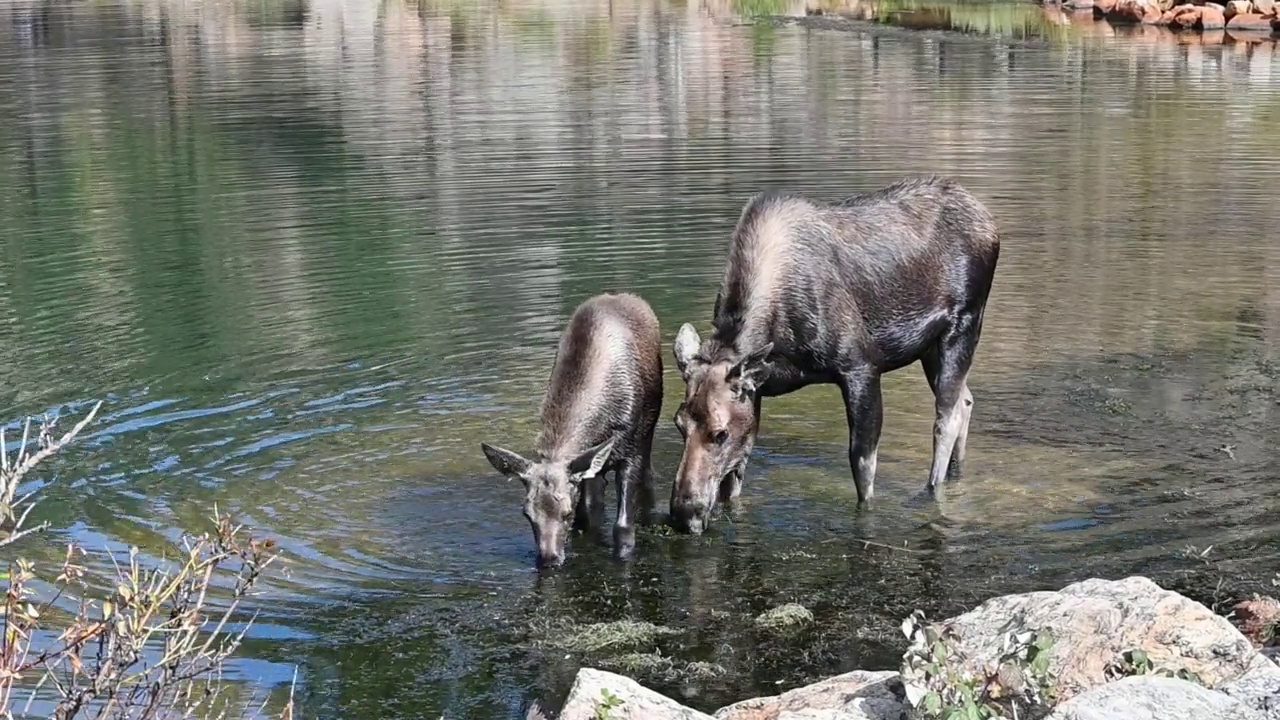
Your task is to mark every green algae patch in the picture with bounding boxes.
[548,619,682,653]
[754,603,815,632]
[603,652,675,676]
[600,652,727,683]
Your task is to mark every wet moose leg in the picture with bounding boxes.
[840,368,884,503]
[924,312,982,488]
[573,474,607,537]
[921,347,973,477]
[614,457,645,559]
[635,425,658,527]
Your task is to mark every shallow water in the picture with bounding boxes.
[0,0,1278,717]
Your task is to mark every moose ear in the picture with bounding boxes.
[673,323,702,377]
[726,342,774,392]
[567,437,616,481]
[481,443,533,481]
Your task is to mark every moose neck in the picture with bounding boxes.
[705,325,772,370]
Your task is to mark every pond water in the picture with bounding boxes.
[1,0,1278,717]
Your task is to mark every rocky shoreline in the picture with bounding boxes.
[544,576,1280,720]
[1048,0,1280,36]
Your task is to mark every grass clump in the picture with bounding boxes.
[549,620,681,653]
[754,603,814,631]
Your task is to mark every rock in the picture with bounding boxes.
[1094,0,1118,12]
[907,577,1271,705]
[1141,3,1165,20]
[1170,4,1202,24]
[1158,8,1179,20]
[714,671,907,720]
[1222,659,1280,719]
[559,668,714,720]
[1205,1,1227,10]
[1225,0,1254,15]
[1254,0,1275,14]
[1201,4,1227,25]
[1043,676,1267,720]
[1108,0,1158,20]
[1227,11,1276,26]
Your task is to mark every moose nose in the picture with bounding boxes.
[536,552,565,569]
[670,500,709,535]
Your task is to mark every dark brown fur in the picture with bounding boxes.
[671,176,1000,533]
[482,293,664,566]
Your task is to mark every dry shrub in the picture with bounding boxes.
[0,403,293,720]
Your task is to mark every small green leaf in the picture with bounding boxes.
[932,640,948,664]
[924,691,942,714]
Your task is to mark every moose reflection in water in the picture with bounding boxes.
[668,176,1001,535]
[480,293,664,567]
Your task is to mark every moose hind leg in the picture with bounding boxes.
[922,350,975,476]
[950,384,974,473]
[925,316,982,489]
[840,369,884,503]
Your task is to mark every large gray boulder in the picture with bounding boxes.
[1221,658,1280,719]
[903,576,1272,704]
[1043,675,1267,720]
[558,668,714,720]
[714,670,907,720]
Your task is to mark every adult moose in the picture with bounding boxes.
[668,176,1000,535]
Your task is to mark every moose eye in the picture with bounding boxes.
[713,430,729,446]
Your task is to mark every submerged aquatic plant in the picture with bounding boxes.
[545,619,682,654]
[754,603,814,631]
[600,652,727,683]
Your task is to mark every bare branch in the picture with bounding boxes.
[3,401,101,496]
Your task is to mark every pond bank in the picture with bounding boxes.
[1049,0,1280,39]
[761,0,1280,45]
[545,576,1280,719]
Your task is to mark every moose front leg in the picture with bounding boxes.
[573,474,607,538]
[614,457,646,559]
